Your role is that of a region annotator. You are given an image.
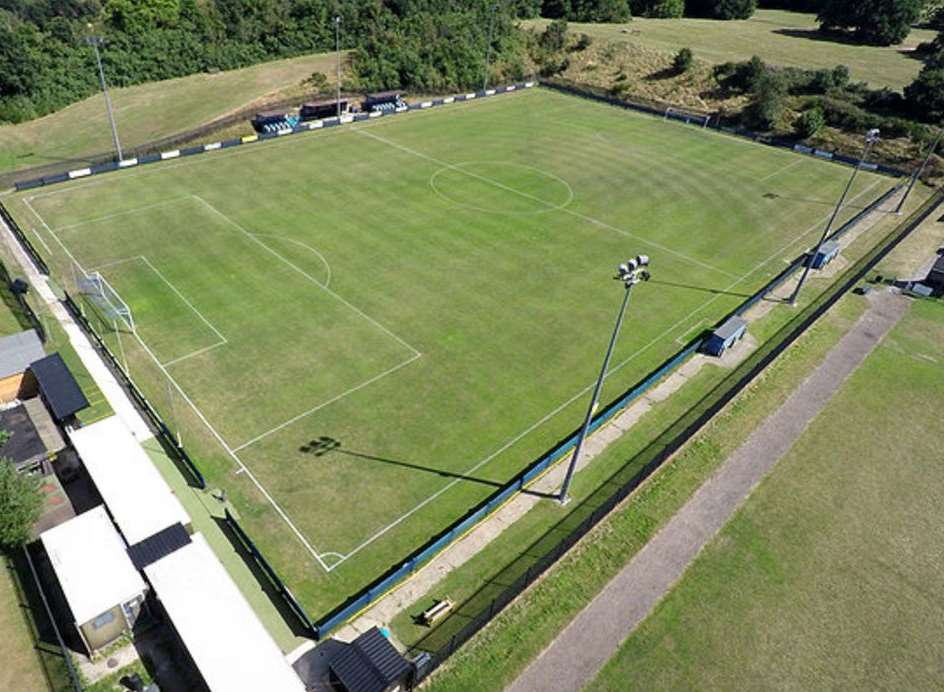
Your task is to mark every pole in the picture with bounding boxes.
[895,128,942,215]
[788,132,878,306]
[89,37,123,162]
[482,5,497,92]
[558,284,633,505]
[335,16,342,119]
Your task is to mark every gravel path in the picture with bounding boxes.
[507,290,909,692]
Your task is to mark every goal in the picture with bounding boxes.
[74,263,135,332]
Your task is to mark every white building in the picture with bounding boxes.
[41,506,147,653]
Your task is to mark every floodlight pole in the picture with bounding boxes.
[87,36,123,163]
[788,129,880,307]
[334,16,342,118]
[558,259,649,505]
[482,4,498,92]
[894,127,943,215]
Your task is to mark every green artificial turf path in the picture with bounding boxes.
[4,86,891,616]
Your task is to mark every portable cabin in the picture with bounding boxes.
[301,98,347,120]
[809,240,840,270]
[41,507,148,654]
[703,316,748,357]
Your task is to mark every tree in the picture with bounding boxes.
[817,0,923,45]
[673,47,694,73]
[795,106,825,138]
[634,0,685,17]
[904,66,944,122]
[687,0,756,19]
[0,459,42,550]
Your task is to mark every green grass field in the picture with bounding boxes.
[525,10,938,90]
[589,296,944,691]
[0,51,340,176]
[3,87,894,617]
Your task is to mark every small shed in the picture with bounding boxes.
[29,353,89,422]
[328,627,412,692]
[0,330,44,403]
[809,240,840,270]
[41,506,147,654]
[926,254,944,293]
[703,316,748,358]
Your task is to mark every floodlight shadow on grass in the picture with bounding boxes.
[300,436,556,498]
[647,278,753,300]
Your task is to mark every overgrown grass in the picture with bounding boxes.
[524,10,938,90]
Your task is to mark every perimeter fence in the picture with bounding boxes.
[310,182,899,639]
[408,187,943,685]
[0,175,903,646]
[0,105,920,656]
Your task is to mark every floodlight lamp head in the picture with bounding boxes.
[866,128,880,143]
[636,254,650,268]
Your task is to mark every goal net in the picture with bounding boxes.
[73,263,135,332]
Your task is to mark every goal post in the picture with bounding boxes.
[73,262,135,333]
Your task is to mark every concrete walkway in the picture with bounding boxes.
[0,216,153,441]
[508,290,909,692]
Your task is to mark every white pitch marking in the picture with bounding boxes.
[24,201,333,572]
[249,233,332,288]
[326,177,889,568]
[50,196,192,233]
[758,157,805,183]
[356,128,739,280]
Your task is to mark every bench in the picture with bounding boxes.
[420,598,453,626]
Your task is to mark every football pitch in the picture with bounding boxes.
[6,87,890,615]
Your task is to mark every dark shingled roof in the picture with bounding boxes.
[29,353,88,421]
[329,627,411,692]
[128,523,191,570]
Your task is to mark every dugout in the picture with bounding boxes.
[328,627,412,692]
[251,110,289,133]
[302,98,347,120]
[364,91,403,111]
[926,255,944,294]
[809,240,840,270]
[143,533,306,692]
[703,316,748,357]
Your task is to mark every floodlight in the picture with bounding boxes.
[636,254,650,267]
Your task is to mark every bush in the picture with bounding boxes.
[744,72,787,129]
[714,55,766,93]
[817,96,882,130]
[673,47,694,73]
[540,18,569,53]
[0,460,42,550]
[573,33,593,51]
[795,107,825,138]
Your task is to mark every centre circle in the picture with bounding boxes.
[429,161,574,215]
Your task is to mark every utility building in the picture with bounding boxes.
[704,316,748,358]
